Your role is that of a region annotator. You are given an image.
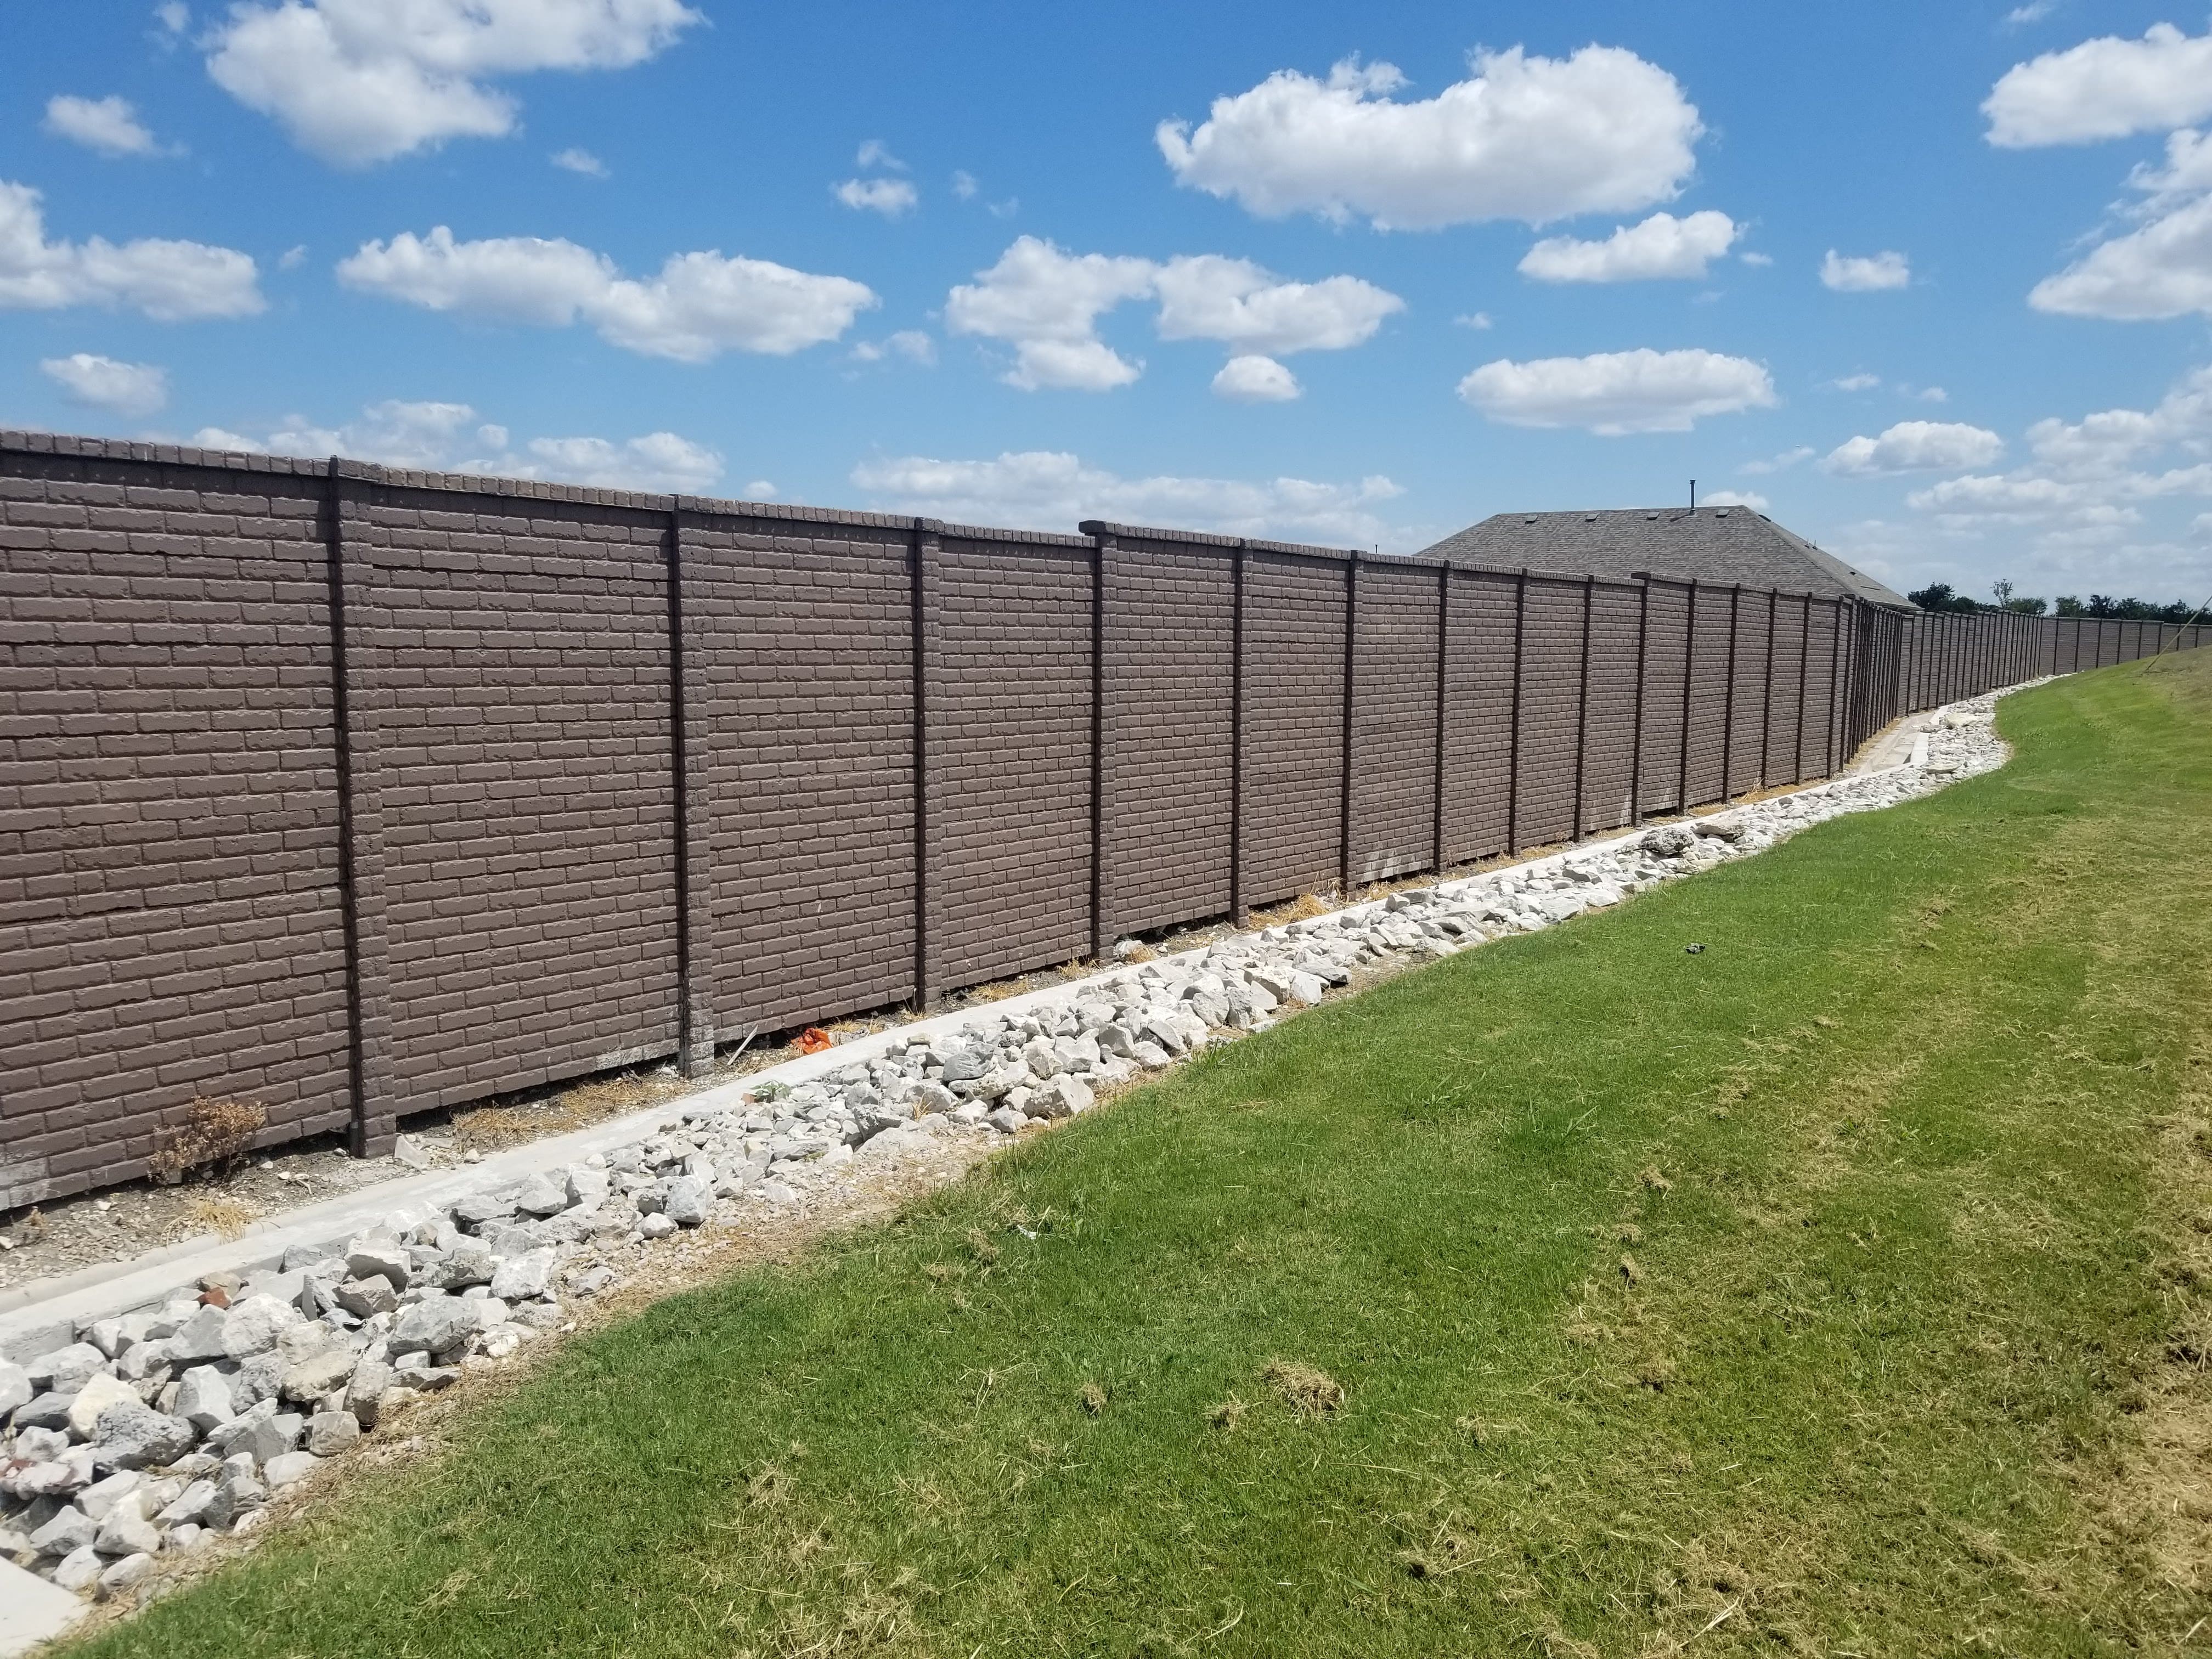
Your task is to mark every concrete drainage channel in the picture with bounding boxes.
[0,689,2030,1651]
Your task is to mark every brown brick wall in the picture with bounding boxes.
[7,433,2191,1200]
[686,508,917,1037]
[1348,562,1440,883]
[1098,533,1234,936]
[0,446,349,1206]
[923,533,1094,990]
[1240,551,1348,906]
[354,482,679,1116]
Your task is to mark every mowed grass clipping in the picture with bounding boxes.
[77,652,2212,1657]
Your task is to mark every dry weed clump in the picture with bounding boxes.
[146,1097,267,1183]
[177,1194,259,1241]
[1261,1360,1346,1417]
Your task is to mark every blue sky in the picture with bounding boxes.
[4,2,2212,604]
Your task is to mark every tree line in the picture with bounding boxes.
[1906,581,2207,624]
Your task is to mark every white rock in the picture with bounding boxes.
[66,1374,139,1440]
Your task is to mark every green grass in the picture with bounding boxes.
[78,653,2212,1658]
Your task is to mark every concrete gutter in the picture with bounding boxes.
[0,732,1948,1363]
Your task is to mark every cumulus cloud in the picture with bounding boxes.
[1821,249,1910,291]
[1702,489,1769,510]
[2029,129,2212,319]
[944,237,1157,390]
[0,179,262,319]
[834,177,918,217]
[849,329,936,366]
[44,95,165,157]
[40,353,168,417]
[1517,210,1739,283]
[1152,255,1402,353]
[1457,347,1776,435]
[1212,354,1300,402]
[1830,373,1882,392]
[1822,421,2006,477]
[856,140,905,171]
[550,146,607,177]
[204,0,702,166]
[1900,367,2212,560]
[944,238,1401,392]
[1156,47,1702,230]
[336,224,877,361]
[851,449,1406,545]
[1984,24,2212,148]
[193,397,724,492]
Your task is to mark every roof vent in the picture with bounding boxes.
[1583,512,1598,522]
[1523,515,1539,524]
[1644,511,1659,520]
[1714,509,1730,518]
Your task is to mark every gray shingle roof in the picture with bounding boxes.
[1419,507,1915,610]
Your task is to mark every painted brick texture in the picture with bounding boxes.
[4,435,2197,1200]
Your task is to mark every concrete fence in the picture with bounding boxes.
[3,431,2205,1205]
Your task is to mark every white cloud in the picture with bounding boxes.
[1823,421,2006,477]
[1152,255,1402,353]
[550,146,607,177]
[1830,373,1881,391]
[336,224,877,361]
[944,236,1155,390]
[1740,251,1775,267]
[943,239,1402,392]
[194,397,724,491]
[1897,368,2212,566]
[156,2,190,32]
[744,479,776,498]
[1911,385,1949,403]
[40,353,168,417]
[1517,210,1739,283]
[43,95,163,157]
[1702,489,1768,510]
[2004,3,2056,26]
[204,0,702,166]
[1454,311,1494,329]
[849,329,936,366]
[1212,354,1300,402]
[2029,132,2212,319]
[1984,24,2212,148]
[834,177,918,217]
[851,449,1406,545]
[279,244,308,269]
[0,180,262,320]
[856,140,905,171]
[1457,347,1776,435]
[1821,249,1910,291]
[1156,47,1702,230]
[1741,445,1815,475]
[951,170,978,200]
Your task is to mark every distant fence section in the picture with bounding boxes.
[3,432,2206,1204]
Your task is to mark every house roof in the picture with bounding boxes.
[1418,507,1916,611]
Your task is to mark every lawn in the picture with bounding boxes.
[76,651,2212,1657]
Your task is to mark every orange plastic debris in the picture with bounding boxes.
[796,1026,833,1054]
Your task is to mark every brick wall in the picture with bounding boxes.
[2,432,2196,1201]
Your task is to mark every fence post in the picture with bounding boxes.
[1339,555,1358,895]
[1759,589,1777,788]
[1678,579,1699,809]
[1825,599,1843,775]
[325,458,394,1160]
[1720,585,1740,800]
[1793,592,1811,782]
[667,501,713,1076]
[1629,577,1651,823]
[1431,560,1451,872]
[1229,540,1248,924]
[1571,574,1594,838]
[1089,529,1109,962]
[910,518,938,1008]
[1506,568,1528,852]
